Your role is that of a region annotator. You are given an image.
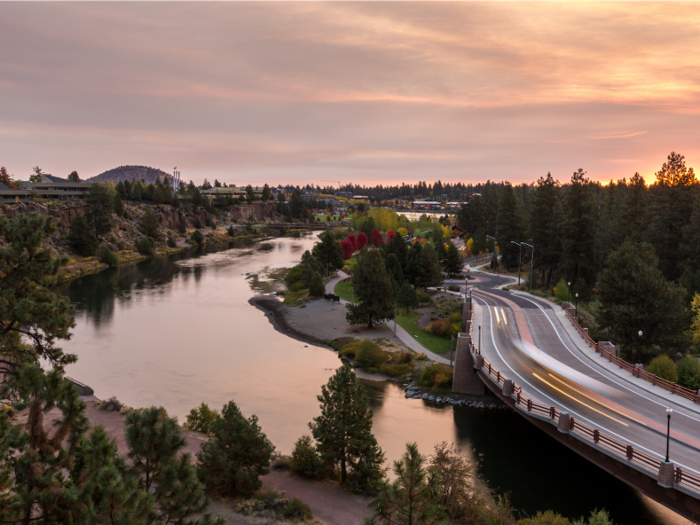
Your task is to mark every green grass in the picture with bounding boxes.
[314,215,342,222]
[395,312,453,356]
[334,281,354,303]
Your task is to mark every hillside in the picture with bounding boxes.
[86,165,173,185]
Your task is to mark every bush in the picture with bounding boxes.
[191,229,204,247]
[354,340,386,369]
[677,355,700,390]
[98,396,124,412]
[271,456,292,471]
[340,341,360,358]
[289,281,305,292]
[379,361,413,378]
[309,272,325,297]
[193,217,203,229]
[281,498,313,520]
[554,278,569,302]
[178,215,187,234]
[433,296,462,318]
[290,435,323,479]
[98,245,118,266]
[167,236,177,248]
[135,236,155,257]
[227,225,235,237]
[185,402,220,434]
[417,291,431,306]
[284,265,304,288]
[205,216,213,227]
[646,354,678,383]
[419,363,454,388]
[139,208,160,239]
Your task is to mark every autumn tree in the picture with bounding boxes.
[0,166,15,188]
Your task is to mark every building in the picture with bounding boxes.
[0,174,93,202]
[200,186,264,200]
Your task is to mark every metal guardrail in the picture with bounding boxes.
[464,302,700,496]
[562,307,700,404]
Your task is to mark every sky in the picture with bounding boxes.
[1,2,700,188]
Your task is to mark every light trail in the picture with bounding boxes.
[532,373,629,426]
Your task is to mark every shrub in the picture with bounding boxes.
[227,225,235,237]
[289,281,305,292]
[98,245,118,266]
[284,265,304,288]
[185,402,220,434]
[379,361,413,378]
[205,216,213,227]
[167,236,176,248]
[354,340,386,369]
[191,229,204,247]
[178,215,187,234]
[433,296,462,318]
[193,217,203,229]
[98,396,124,412]
[415,352,428,360]
[135,236,155,257]
[417,291,431,306]
[646,354,678,383]
[290,435,323,479]
[677,355,700,390]
[281,498,313,520]
[271,456,292,471]
[139,208,160,239]
[419,363,454,388]
[340,341,360,358]
[554,278,569,302]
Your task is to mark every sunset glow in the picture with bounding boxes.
[1,2,700,186]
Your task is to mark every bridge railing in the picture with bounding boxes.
[562,305,700,404]
[472,350,700,497]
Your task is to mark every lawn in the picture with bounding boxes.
[395,312,453,356]
[334,281,354,303]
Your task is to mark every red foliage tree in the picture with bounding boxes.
[340,239,354,260]
[357,232,368,250]
[370,229,383,247]
[347,234,358,251]
[387,230,395,242]
[0,166,15,189]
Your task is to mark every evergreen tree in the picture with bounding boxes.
[385,253,405,286]
[346,248,396,328]
[495,182,524,270]
[404,241,423,287]
[310,364,385,493]
[227,224,235,237]
[261,183,273,201]
[442,241,462,276]
[126,407,222,525]
[360,216,377,239]
[397,282,418,313]
[0,213,75,379]
[312,231,344,275]
[366,442,446,525]
[309,272,325,297]
[191,230,204,247]
[384,229,409,268]
[596,242,691,359]
[67,213,99,257]
[245,184,256,202]
[529,173,562,288]
[140,208,161,239]
[560,170,597,288]
[179,215,187,234]
[192,188,204,207]
[68,170,81,182]
[415,242,443,290]
[197,401,274,498]
[648,152,699,281]
[85,183,114,240]
[113,191,125,217]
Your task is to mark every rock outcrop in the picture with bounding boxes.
[0,203,85,234]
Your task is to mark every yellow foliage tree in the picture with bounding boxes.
[466,238,474,253]
[397,227,407,237]
[692,293,700,343]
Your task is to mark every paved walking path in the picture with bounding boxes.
[325,271,450,365]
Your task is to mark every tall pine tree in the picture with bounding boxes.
[560,169,597,290]
[346,248,396,328]
[495,182,524,270]
[528,173,561,287]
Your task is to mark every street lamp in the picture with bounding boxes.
[665,407,673,463]
[522,242,534,290]
[511,241,522,285]
[486,235,496,255]
[567,281,571,306]
[575,293,579,320]
[478,325,481,355]
[638,330,643,366]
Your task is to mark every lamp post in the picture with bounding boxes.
[575,293,579,320]
[486,235,496,253]
[478,325,481,355]
[511,241,522,285]
[665,407,673,463]
[522,242,534,290]
[567,281,571,306]
[638,330,643,366]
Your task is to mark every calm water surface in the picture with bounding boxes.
[59,235,684,525]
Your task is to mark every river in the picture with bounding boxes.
[59,233,684,525]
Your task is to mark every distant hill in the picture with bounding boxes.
[86,166,173,185]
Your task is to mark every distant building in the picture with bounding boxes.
[0,174,93,202]
[335,191,353,199]
[200,186,264,200]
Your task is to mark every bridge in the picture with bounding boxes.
[452,272,700,524]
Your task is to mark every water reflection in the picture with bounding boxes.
[59,234,684,525]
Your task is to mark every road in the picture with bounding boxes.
[466,271,700,477]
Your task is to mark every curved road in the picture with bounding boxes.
[464,270,700,477]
